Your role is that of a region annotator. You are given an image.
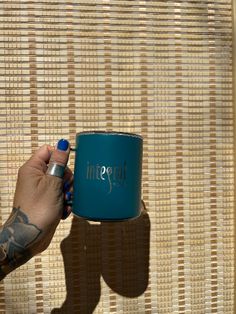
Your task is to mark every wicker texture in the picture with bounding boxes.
[0,0,234,313]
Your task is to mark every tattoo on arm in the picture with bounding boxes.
[0,207,42,280]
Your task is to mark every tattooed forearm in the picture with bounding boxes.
[0,207,42,280]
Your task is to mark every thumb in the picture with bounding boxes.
[49,139,70,166]
[46,139,70,179]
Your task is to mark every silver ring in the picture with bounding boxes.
[46,163,65,178]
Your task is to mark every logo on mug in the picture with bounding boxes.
[86,161,127,194]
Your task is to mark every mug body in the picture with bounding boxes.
[72,131,143,221]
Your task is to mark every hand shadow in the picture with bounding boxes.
[51,218,101,314]
[101,206,150,297]
[52,202,150,314]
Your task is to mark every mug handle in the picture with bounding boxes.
[66,146,76,204]
[62,147,76,219]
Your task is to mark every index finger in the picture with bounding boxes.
[26,144,53,172]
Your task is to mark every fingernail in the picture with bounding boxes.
[57,139,69,151]
[63,181,70,192]
[65,191,72,201]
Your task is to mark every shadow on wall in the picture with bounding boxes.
[51,203,150,314]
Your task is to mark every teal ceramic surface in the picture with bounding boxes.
[72,131,143,221]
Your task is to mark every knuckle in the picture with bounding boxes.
[51,150,68,166]
[47,175,63,190]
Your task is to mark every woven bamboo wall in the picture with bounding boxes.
[0,0,234,313]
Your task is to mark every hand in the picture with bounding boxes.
[0,139,73,279]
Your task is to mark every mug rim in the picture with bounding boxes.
[77,130,143,140]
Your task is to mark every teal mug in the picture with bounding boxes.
[71,131,143,221]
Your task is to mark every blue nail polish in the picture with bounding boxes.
[63,181,70,192]
[57,139,69,151]
[66,191,72,200]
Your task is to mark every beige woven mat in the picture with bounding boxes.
[0,0,234,313]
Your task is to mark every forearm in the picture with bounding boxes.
[0,207,42,280]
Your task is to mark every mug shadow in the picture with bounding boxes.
[51,202,150,314]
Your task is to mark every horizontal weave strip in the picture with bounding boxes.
[0,0,234,313]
